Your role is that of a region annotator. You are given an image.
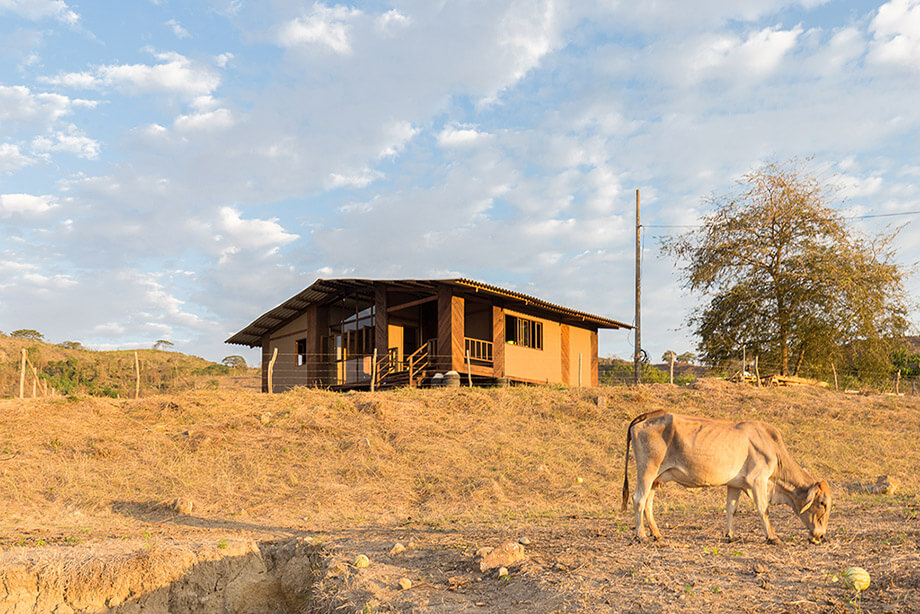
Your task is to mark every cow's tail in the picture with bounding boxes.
[621,410,667,512]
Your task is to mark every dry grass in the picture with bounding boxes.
[1,379,918,543]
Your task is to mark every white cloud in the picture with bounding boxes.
[438,124,490,147]
[0,192,57,216]
[325,168,383,189]
[174,108,234,131]
[688,25,803,80]
[0,143,35,173]
[378,120,418,157]
[46,51,220,98]
[0,0,79,24]
[0,85,89,129]
[21,271,77,289]
[277,3,362,54]
[166,19,190,39]
[214,207,299,261]
[31,124,100,159]
[375,9,410,35]
[869,0,920,67]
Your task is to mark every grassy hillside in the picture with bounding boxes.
[0,334,250,399]
[1,380,917,546]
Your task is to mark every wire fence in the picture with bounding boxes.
[600,357,920,395]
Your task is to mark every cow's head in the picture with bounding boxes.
[796,480,832,543]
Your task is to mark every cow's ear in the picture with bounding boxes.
[799,484,818,513]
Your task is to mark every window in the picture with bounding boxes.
[505,315,543,350]
[296,338,307,366]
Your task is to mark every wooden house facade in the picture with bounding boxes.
[226,279,631,391]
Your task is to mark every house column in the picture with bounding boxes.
[374,284,388,363]
[437,286,464,372]
[561,324,570,385]
[492,305,505,378]
[590,330,599,386]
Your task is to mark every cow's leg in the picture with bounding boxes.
[644,487,663,541]
[725,487,742,541]
[751,479,778,544]
[632,463,660,542]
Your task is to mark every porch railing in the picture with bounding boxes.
[465,337,493,363]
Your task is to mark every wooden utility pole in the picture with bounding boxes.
[634,189,642,386]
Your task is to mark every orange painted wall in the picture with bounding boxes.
[502,309,562,384]
[567,325,595,386]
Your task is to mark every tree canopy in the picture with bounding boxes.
[665,160,911,377]
[10,329,44,341]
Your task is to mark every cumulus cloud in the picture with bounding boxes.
[0,143,35,173]
[0,192,57,216]
[277,3,362,54]
[325,168,383,189]
[0,85,93,129]
[688,25,803,80]
[437,124,491,148]
[869,0,920,67]
[45,51,220,98]
[174,108,234,131]
[214,207,299,263]
[0,0,79,24]
[375,9,410,35]
[31,124,100,159]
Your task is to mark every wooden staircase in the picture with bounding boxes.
[374,340,435,389]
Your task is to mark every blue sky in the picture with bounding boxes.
[1,0,919,367]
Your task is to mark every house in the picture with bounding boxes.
[225,278,631,391]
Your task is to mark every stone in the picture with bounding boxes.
[389,542,406,556]
[172,497,194,515]
[479,541,525,572]
[398,577,413,590]
[497,567,509,578]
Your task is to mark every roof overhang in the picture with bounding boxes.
[225,278,632,347]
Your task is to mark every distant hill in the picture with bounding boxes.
[0,333,252,398]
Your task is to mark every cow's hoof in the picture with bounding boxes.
[809,536,824,545]
[723,534,739,543]
[766,537,779,545]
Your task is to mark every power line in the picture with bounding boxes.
[641,209,920,230]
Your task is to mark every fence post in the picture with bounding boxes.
[371,348,377,392]
[831,363,838,391]
[134,351,141,399]
[267,347,278,394]
[466,350,473,387]
[669,352,675,385]
[896,369,901,395]
[20,349,26,399]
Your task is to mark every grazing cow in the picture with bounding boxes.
[621,410,831,544]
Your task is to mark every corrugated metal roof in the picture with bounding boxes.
[225,278,631,347]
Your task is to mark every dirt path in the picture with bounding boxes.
[309,498,919,613]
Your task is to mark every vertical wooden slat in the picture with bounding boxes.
[590,330,599,386]
[492,305,504,378]
[561,324,570,385]
[437,286,453,372]
[375,283,388,362]
[451,294,465,373]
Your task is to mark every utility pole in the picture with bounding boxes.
[634,188,641,386]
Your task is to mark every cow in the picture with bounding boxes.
[621,410,831,544]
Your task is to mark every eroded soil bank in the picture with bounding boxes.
[0,538,321,614]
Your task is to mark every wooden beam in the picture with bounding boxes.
[387,294,438,313]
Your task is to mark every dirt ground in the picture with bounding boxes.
[2,382,919,612]
[3,491,917,613]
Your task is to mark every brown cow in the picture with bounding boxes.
[622,411,831,544]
